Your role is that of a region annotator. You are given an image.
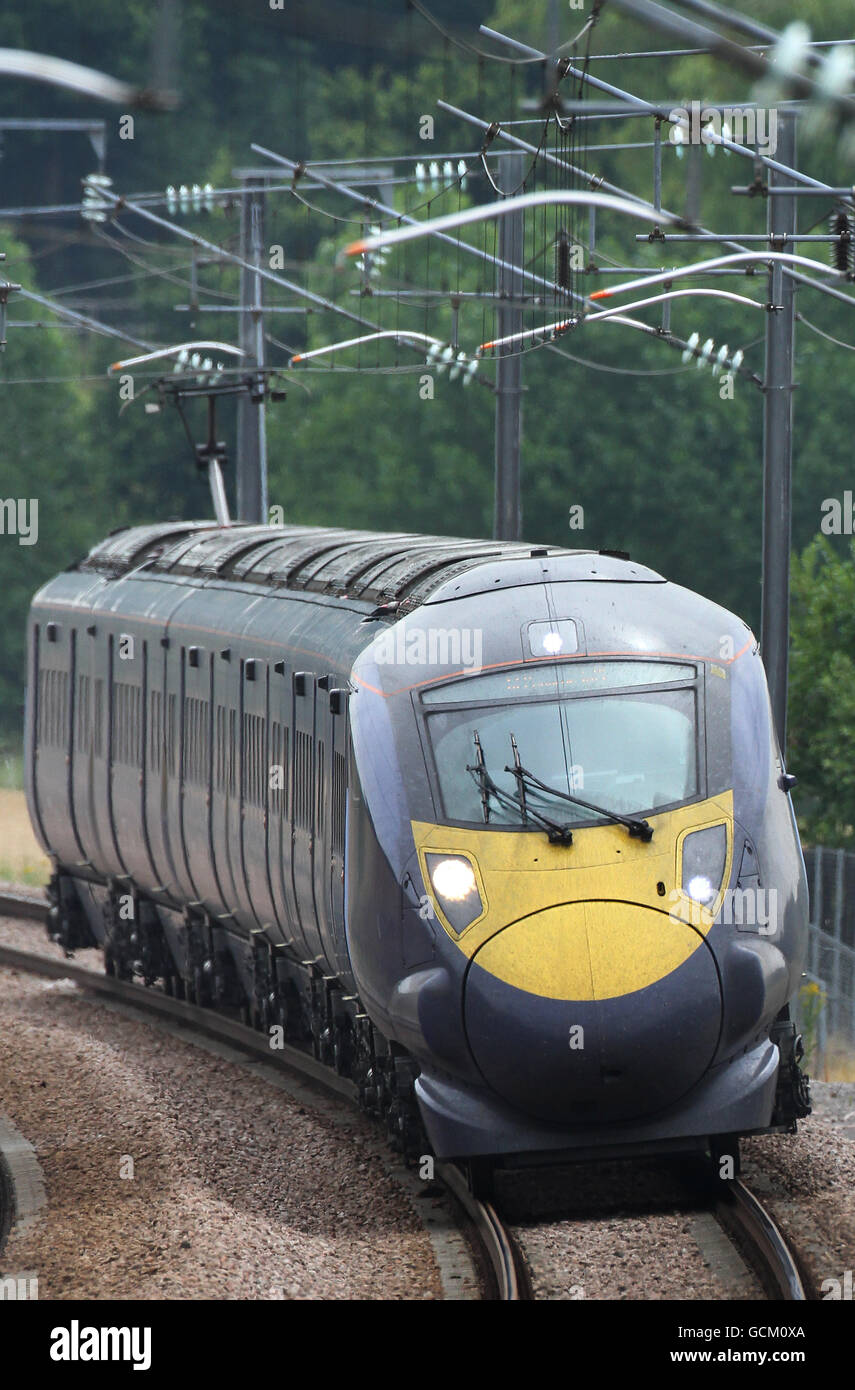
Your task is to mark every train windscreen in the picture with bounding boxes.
[425,679,698,826]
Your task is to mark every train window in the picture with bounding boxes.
[164,693,176,776]
[270,721,289,816]
[94,680,104,757]
[38,668,68,747]
[427,687,697,826]
[78,675,104,757]
[421,660,695,704]
[294,730,314,828]
[149,690,162,772]
[242,712,265,806]
[113,681,142,766]
[78,675,91,753]
[184,696,210,786]
[317,742,325,829]
[332,751,347,852]
[215,705,232,793]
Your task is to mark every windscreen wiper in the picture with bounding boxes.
[504,748,654,842]
[467,731,574,845]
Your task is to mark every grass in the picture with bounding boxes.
[823,1039,855,1085]
[0,745,23,791]
[0,787,50,887]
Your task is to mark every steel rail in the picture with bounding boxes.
[435,1161,526,1301]
[717,1178,807,1300]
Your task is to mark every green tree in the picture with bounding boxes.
[788,535,855,847]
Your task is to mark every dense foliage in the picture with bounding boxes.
[0,0,851,841]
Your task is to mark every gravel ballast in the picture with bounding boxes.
[0,960,450,1299]
[3,903,854,1301]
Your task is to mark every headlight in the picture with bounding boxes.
[681,825,728,907]
[425,853,483,933]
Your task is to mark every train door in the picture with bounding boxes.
[69,622,106,871]
[328,688,351,982]
[291,672,325,966]
[265,662,292,942]
[239,653,279,932]
[163,633,197,903]
[109,627,153,885]
[211,643,240,917]
[30,615,84,866]
[179,640,222,912]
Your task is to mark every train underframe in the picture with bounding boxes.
[45,865,810,1183]
[46,866,426,1162]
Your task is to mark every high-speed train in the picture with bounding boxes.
[25,520,811,1170]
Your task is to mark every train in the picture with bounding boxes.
[24,519,811,1176]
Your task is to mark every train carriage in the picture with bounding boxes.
[25,520,811,1168]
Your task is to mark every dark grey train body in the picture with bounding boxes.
[25,521,811,1164]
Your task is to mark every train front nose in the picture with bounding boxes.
[462,902,723,1125]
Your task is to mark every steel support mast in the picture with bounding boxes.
[493,152,525,540]
[761,110,797,751]
[237,174,268,523]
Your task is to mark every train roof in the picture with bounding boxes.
[77,521,665,612]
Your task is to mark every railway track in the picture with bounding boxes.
[0,888,809,1302]
[716,1176,807,1301]
[0,889,521,1301]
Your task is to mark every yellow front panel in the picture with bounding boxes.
[413,791,733,999]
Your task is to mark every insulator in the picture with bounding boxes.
[174,349,189,373]
[554,228,571,290]
[428,161,440,189]
[449,350,468,381]
[415,162,426,193]
[457,160,468,188]
[190,352,201,369]
[425,342,440,364]
[203,182,215,213]
[830,210,852,272]
[443,161,454,184]
[731,349,744,372]
[438,344,455,372]
[702,122,716,155]
[817,42,853,100]
[672,123,685,160]
[191,184,202,213]
[179,184,190,213]
[720,120,733,154]
[463,358,479,385]
[770,22,812,84]
[712,344,729,377]
[697,337,715,368]
[166,184,177,215]
[81,173,112,223]
[681,331,700,364]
